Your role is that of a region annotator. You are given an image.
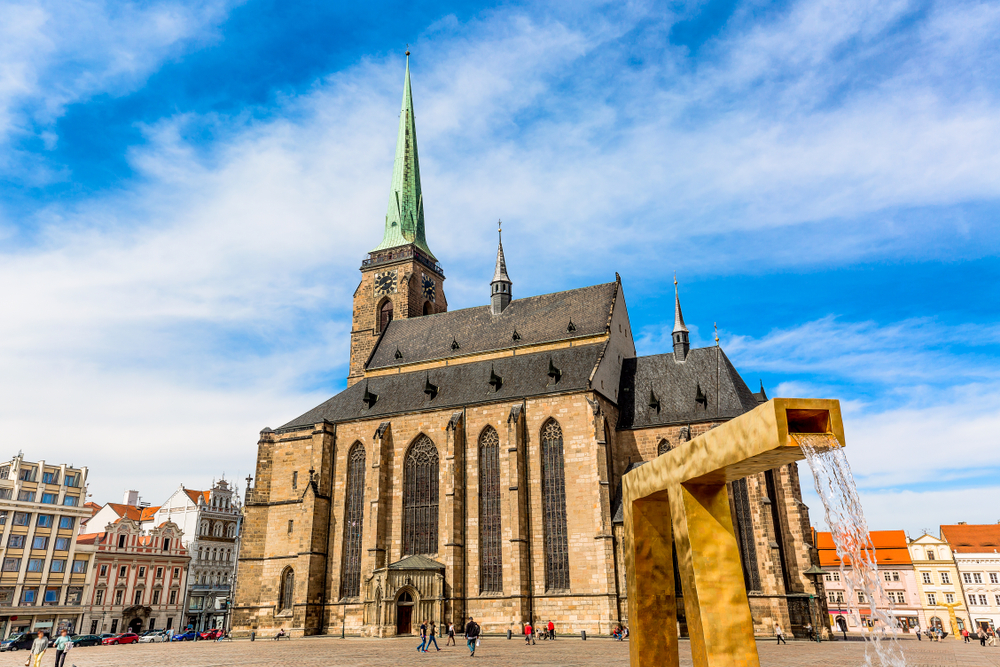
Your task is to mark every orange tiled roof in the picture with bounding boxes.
[184,489,210,505]
[941,524,1000,554]
[76,532,100,545]
[103,503,143,521]
[140,506,161,521]
[83,502,102,517]
[815,529,912,568]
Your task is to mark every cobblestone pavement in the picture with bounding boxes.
[2,636,999,667]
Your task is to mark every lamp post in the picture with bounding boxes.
[803,565,827,642]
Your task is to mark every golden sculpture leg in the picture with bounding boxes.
[622,398,845,667]
[624,493,678,667]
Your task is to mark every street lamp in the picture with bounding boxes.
[803,564,827,642]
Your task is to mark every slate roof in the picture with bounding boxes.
[282,343,606,430]
[386,554,445,570]
[367,282,617,370]
[940,524,1000,553]
[616,346,760,429]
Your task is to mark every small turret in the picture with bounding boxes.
[672,275,690,362]
[491,221,512,315]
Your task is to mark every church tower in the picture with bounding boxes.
[348,54,447,385]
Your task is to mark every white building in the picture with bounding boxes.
[147,480,241,631]
[941,523,1000,633]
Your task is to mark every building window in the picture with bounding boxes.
[40,493,56,504]
[940,571,951,584]
[110,619,118,633]
[134,590,143,605]
[65,474,77,487]
[99,564,108,577]
[945,593,954,604]
[657,439,672,456]
[18,490,35,502]
[37,514,53,528]
[0,587,14,605]
[892,571,899,581]
[95,590,104,605]
[340,442,366,599]
[974,573,984,584]
[479,427,503,593]
[402,435,439,556]
[828,591,844,604]
[21,587,37,605]
[927,593,936,606]
[922,572,933,584]
[995,594,1000,606]
[927,550,936,560]
[62,495,78,506]
[152,589,160,605]
[2,558,20,572]
[990,573,999,584]
[292,471,298,490]
[18,468,35,481]
[118,534,127,548]
[200,521,209,536]
[0,466,8,479]
[7,535,25,549]
[541,419,571,591]
[979,594,988,606]
[888,591,905,604]
[278,567,294,612]
[0,489,10,500]
[32,536,48,550]
[72,559,87,574]
[857,591,866,604]
[115,590,124,605]
[379,299,393,332]
[43,587,60,605]
[58,516,74,529]
[169,590,177,604]
[55,537,69,551]
[138,566,146,578]
[42,471,57,484]
[163,538,170,551]
[119,565,127,577]
[50,560,65,573]
[173,567,180,578]
[27,559,44,572]
[287,520,293,534]
[13,512,30,526]
[731,477,760,592]
[963,572,972,584]
[156,567,163,579]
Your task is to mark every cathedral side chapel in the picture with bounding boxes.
[233,56,826,638]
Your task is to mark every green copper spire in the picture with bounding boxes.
[371,55,435,260]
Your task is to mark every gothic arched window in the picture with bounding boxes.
[403,435,439,555]
[340,442,366,598]
[479,427,502,593]
[423,301,431,316]
[657,439,672,456]
[213,522,223,537]
[541,419,570,590]
[278,567,294,612]
[379,299,393,333]
[200,521,209,536]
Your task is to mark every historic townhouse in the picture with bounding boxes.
[233,57,821,639]
[816,530,923,634]
[940,523,1000,633]
[909,533,971,634]
[0,455,91,638]
[77,517,189,634]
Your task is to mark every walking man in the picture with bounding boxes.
[775,624,788,645]
[915,625,921,641]
[446,621,456,646]
[425,621,440,651]
[963,627,970,643]
[53,628,72,667]
[417,620,428,652]
[465,616,481,657]
[548,619,555,640]
[525,621,534,645]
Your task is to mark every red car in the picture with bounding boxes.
[199,629,224,640]
[102,633,139,645]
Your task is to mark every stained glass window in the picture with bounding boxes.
[279,567,294,611]
[541,419,570,590]
[340,443,366,598]
[403,435,439,555]
[479,427,502,593]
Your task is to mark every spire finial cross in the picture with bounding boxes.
[715,322,720,346]
[674,272,677,287]
[406,43,410,57]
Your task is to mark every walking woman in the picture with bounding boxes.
[53,628,72,667]
[446,622,456,646]
[29,631,48,667]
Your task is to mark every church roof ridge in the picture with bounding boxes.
[371,55,435,260]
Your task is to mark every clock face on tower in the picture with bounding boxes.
[421,273,435,302]
[374,270,398,295]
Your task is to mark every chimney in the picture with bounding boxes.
[123,490,139,506]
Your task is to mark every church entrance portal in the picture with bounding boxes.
[128,617,143,634]
[396,591,413,635]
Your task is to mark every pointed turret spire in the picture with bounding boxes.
[490,220,512,315]
[672,274,690,362]
[372,52,435,260]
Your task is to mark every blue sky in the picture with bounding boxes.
[1,0,998,535]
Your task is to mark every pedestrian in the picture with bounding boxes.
[775,624,787,645]
[417,620,428,652]
[981,628,988,647]
[446,621,456,646]
[987,628,996,647]
[548,619,555,640]
[915,625,921,641]
[425,621,440,652]
[963,627,970,643]
[805,622,813,641]
[524,620,533,645]
[28,630,48,667]
[53,628,72,667]
[465,616,481,657]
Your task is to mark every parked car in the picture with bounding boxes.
[171,631,198,641]
[99,633,117,640]
[102,633,139,645]
[138,631,168,643]
[199,629,224,640]
[70,634,103,647]
[1,632,48,651]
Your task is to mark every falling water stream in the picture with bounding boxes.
[794,433,907,667]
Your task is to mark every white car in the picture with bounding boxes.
[137,631,168,643]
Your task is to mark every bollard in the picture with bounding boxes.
[581,630,587,641]
[250,631,255,642]
[507,629,512,640]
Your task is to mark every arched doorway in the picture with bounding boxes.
[128,617,143,634]
[396,591,413,635]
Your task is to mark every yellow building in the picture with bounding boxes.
[909,533,970,636]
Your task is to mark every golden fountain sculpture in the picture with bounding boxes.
[622,398,845,667]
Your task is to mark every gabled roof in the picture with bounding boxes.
[84,501,102,517]
[816,530,912,567]
[282,343,605,430]
[184,490,210,505]
[367,282,617,371]
[616,347,759,429]
[76,532,100,545]
[940,524,1000,553]
[386,554,444,570]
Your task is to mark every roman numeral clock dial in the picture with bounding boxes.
[374,270,397,295]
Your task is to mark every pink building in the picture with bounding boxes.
[816,530,925,633]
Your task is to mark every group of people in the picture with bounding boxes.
[960,625,998,646]
[611,625,630,641]
[522,620,556,644]
[26,629,73,667]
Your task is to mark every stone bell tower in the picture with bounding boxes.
[348,54,447,386]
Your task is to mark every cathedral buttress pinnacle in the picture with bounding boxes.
[490,220,512,314]
[371,54,435,260]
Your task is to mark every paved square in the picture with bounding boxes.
[2,636,998,667]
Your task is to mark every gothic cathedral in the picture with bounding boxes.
[233,58,824,639]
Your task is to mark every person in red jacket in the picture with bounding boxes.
[547,620,555,640]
